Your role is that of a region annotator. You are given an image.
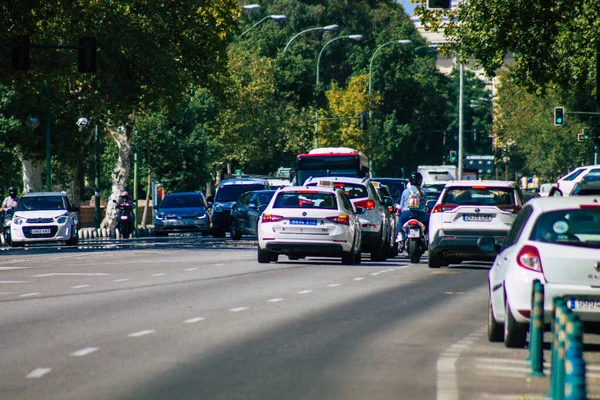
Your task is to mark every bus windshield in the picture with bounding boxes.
[295,151,368,185]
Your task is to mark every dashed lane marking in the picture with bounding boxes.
[114,279,129,282]
[213,263,225,266]
[327,283,341,287]
[353,277,365,281]
[229,307,249,312]
[20,292,41,297]
[26,368,51,378]
[71,347,98,357]
[268,298,284,303]
[151,273,166,277]
[0,280,30,283]
[32,273,110,277]
[128,330,155,338]
[72,285,90,289]
[184,268,198,271]
[184,317,205,324]
[297,290,313,294]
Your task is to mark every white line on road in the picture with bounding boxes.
[151,273,166,277]
[0,280,30,283]
[297,290,313,294]
[114,279,129,282]
[370,272,381,276]
[229,307,249,312]
[268,298,284,303]
[72,285,90,289]
[184,317,205,324]
[71,347,98,357]
[214,263,224,266]
[327,283,341,287]
[26,368,51,378]
[20,292,41,297]
[32,273,110,277]
[184,268,198,271]
[353,277,365,281]
[128,330,155,337]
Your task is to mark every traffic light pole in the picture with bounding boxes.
[458,63,464,179]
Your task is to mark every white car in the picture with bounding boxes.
[555,165,600,196]
[9,192,79,247]
[304,177,393,261]
[428,180,525,268]
[486,196,600,348]
[257,185,362,264]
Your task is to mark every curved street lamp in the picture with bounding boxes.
[283,24,339,53]
[368,40,412,103]
[238,14,287,38]
[314,34,363,148]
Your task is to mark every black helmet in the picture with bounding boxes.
[8,186,17,196]
[409,172,423,187]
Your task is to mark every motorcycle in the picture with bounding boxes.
[113,200,135,239]
[402,218,427,264]
[1,207,14,246]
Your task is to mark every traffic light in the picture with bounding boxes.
[577,129,590,142]
[427,0,451,9]
[449,150,457,163]
[554,106,564,126]
[11,35,30,70]
[358,112,368,130]
[78,37,97,73]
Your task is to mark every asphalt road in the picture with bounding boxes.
[2,237,600,400]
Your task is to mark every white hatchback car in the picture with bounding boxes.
[9,192,79,247]
[428,180,525,268]
[257,186,362,264]
[486,196,600,348]
[555,165,600,196]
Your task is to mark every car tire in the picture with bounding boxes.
[288,256,300,260]
[354,248,362,264]
[212,229,226,238]
[269,252,278,263]
[408,239,421,263]
[342,249,355,265]
[155,231,168,237]
[488,293,504,342]
[230,220,242,240]
[258,248,270,263]
[504,300,527,348]
[66,234,78,246]
[428,250,443,269]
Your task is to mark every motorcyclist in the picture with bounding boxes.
[1,186,19,213]
[396,172,429,250]
[116,191,135,232]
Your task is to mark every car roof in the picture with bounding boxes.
[304,176,368,185]
[443,180,517,188]
[527,196,600,212]
[276,185,340,194]
[371,177,408,181]
[164,192,205,196]
[219,178,268,186]
[21,192,67,198]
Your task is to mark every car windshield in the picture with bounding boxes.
[215,184,266,202]
[273,191,337,209]
[160,195,205,209]
[442,187,515,206]
[17,196,67,211]
[530,209,600,249]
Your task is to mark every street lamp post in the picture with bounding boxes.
[314,34,363,148]
[283,25,339,53]
[44,80,52,192]
[238,14,287,38]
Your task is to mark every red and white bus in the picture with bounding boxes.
[295,147,369,185]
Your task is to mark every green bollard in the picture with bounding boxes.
[553,304,568,400]
[565,315,587,400]
[527,279,539,361]
[548,298,564,398]
[529,280,545,377]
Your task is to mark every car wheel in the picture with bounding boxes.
[269,253,278,263]
[408,239,421,263]
[354,248,362,264]
[258,248,270,263]
[488,293,504,342]
[66,234,79,246]
[212,229,226,238]
[428,250,443,269]
[288,256,300,260]
[504,300,527,348]
[342,250,355,265]
[155,231,168,237]
[230,220,242,240]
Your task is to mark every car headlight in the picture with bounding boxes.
[155,213,165,220]
[214,204,223,212]
[56,213,69,224]
[196,213,207,220]
[14,216,25,225]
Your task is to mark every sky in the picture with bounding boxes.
[397,0,416,16]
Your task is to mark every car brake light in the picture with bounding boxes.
[499,205,522,214]
[262,213,284,223]
[327,214,350,225]
[354,199,375,210]
[472,185,487,190]
[388,206,394,213]
[432,204,457,213]
[296,190,317,194]
[517,245,543,272]
[580,204,600,209]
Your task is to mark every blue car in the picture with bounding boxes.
[153,192,210,237]
[230,190,276,240]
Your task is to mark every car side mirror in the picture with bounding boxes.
[549,187,563,197]
[477,237,501,254]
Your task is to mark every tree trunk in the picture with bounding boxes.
[20,156,43,193]
[101,126,133,229]
[141,168,151,228]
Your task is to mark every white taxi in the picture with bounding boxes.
[486,196,600,348]
[257,185,362,264]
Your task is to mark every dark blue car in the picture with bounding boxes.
[230,190,276,240]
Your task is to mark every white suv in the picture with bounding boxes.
[555,165,600,196]
[304,177,392,261]
[428,180,524,268]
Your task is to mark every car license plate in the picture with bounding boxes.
[463,214,493,222]
[567,298,600,310]
[290,219,317,226]
[31,228,51,235]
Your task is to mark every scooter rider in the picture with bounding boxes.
[1,186,19,213]
[117,190,135,231]
[396,172,429,249]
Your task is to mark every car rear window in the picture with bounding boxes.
[161,195,205,208]
[530,209,600,248]
[306,182,367,199]
[442,187,515,206]
[215,184,266,202]
[273,192,338,209]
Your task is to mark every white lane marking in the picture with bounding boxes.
[20,292,41,297]
[151,273,166,277]
[0,280,30,283]
[26,368,51,378]
[327,283,341,287]
[214,263,224,266]
[229,307,249,312]
[297,290,313,294]
[0,267,33,270]
[128,330,155,337]
[33,273,110,277]
[114,279,129,282]
[353,277,365,281]
[184,317,205,324]
[268,298,284,303]
[71,347,98,357]
[370,272,381,276]
[184,268,198,271]
[72,285,90,289]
